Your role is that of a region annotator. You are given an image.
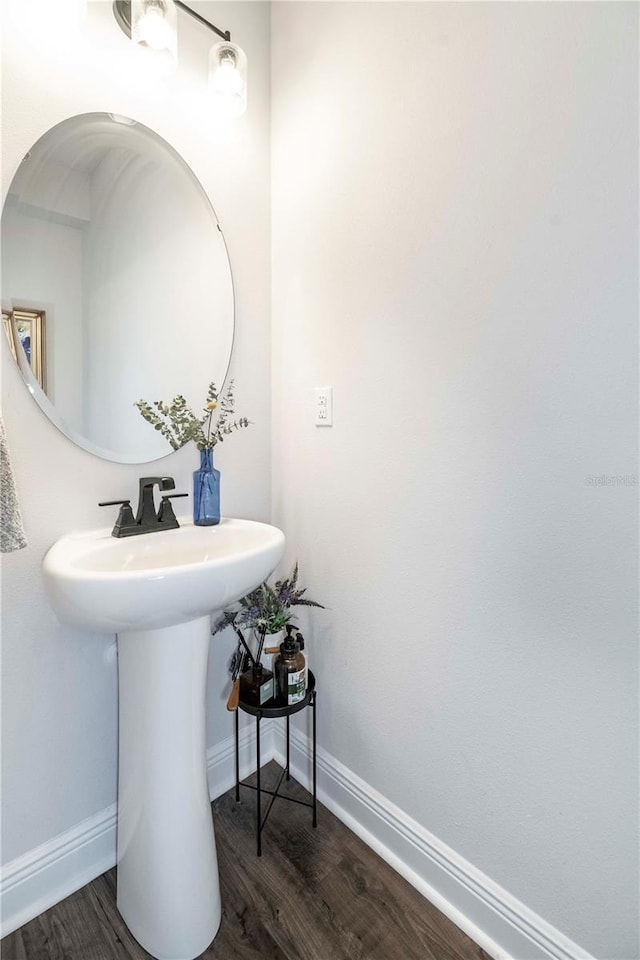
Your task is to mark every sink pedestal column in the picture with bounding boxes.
[116,615,221,960]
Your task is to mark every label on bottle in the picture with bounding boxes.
[260,676,274,705]
[288,669,306,705]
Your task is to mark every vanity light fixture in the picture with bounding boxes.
[113,0,177,67]
[208,41,247,118]
[112,0,247,116]
[131,0,177,55]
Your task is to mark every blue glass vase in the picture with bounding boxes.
[193,448,220,526]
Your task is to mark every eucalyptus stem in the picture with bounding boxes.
[135,379,250,452]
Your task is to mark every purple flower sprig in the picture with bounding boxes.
[213,563,324,663]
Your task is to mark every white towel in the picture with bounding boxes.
[0,416,27,552]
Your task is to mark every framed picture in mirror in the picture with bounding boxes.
[2,308,47,391]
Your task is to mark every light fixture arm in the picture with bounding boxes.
[174,0,230,42]
[113,0,231,43]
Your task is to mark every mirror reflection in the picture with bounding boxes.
[1,113,234,463]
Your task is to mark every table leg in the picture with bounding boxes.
[234,707,240,802]
[312,691,317,828]
[256,712,262,857]
[286,714,290,781]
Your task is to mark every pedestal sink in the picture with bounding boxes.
[43,518,285,960]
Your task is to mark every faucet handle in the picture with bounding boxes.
[158,492,188,528]
[99,499,136,537]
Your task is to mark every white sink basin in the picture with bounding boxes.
[43,517,285,633]
[42,516,285,960]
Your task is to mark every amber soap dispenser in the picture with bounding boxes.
[274,626,307,705]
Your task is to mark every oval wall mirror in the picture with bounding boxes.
[1,113,234,463]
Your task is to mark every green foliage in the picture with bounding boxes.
[213,562,325,637]
[135,380,250,451]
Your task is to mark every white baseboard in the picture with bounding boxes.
[272,724,595,960]
[0,802,118,941]
[2,718,595,960]
[0,719,273,939]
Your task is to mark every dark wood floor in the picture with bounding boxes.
[2,763,491,960]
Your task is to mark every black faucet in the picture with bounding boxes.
[99,476,188,538]
[136,476,174,525]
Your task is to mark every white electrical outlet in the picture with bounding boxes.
[314,386,333,426]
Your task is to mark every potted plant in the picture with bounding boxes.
[135,380,250,526]
[214,562,324,669]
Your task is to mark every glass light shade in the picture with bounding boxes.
[131,0,177,58]
[208,42,247,118]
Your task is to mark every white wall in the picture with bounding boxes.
[271,4,638,959]
[1,0,271,866]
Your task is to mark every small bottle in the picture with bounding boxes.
[239,661,274,707]
[274,626,306,705]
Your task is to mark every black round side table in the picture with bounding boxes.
[233,671,317,856]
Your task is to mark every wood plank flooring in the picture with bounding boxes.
[2,763,491,960]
